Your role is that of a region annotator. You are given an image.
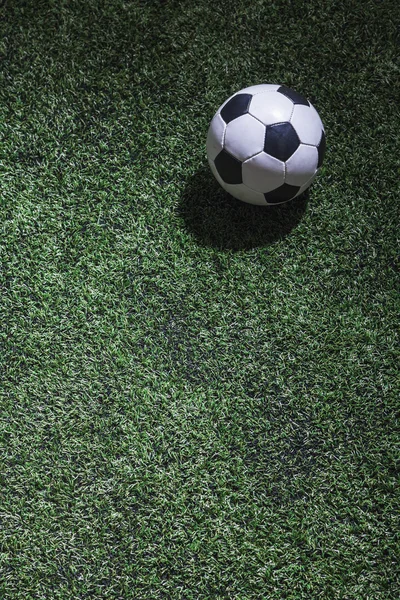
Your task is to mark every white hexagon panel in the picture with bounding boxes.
[224,113,266,161]
[249,91,294,126]
[285,144,319,188]
[242,152,285,193]
[290,103,325,146]
[239,83,280,96]
[206,112,226,162]
[223,182,267,206]
[298,171,318,196]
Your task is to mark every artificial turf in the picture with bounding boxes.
[0,0,399,598]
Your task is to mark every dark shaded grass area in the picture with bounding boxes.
[0,0,399,598]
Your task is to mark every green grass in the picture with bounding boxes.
[0,0,399,598]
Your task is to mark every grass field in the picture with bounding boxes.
[0,0,399,598]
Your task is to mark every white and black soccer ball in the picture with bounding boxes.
[206,84,326,206]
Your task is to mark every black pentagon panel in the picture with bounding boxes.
[220,94,252,124]
[264,183,300,204]
[277,85,310,106]
[214,149,242,184]
[317,130,326,168]
[264,122,300,161]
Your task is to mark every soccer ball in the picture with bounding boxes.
[206,84,326,206]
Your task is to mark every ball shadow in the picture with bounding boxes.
[178,164,309,251]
